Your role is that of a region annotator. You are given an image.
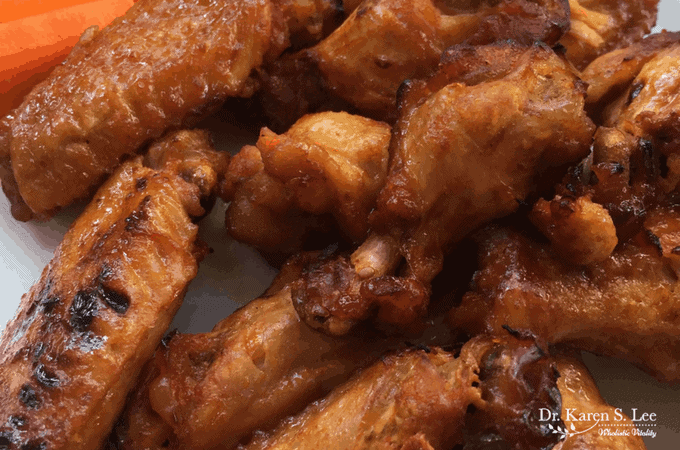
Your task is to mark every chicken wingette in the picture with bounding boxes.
[258,0,570,127]
[241,335,565,450]
[0,130,226,450]
[0,0,339,221]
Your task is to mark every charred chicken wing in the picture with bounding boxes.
[0,130,225,450]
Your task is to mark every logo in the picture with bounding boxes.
[539,408,659,439]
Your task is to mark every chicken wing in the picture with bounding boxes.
[221,112,391,256]
[605,44,680,156]
[0,0,340,222]
[534,41,680,262]
[258,0,570,127]
[0,130,225,450]
[114,253,395,450]
[581,32,680,119]
[292,42,595,335]
[558,0,659,70]
[242,335,564,450]
[450,226,680,382]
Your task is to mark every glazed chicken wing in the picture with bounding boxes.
[292,43,595,335]
[221,112,391,255]
[0,130,225,450]
[0,0,340,222]
[450,226,680,382]
[259,0,570,127]
[558,0,659,70]
[115,254,394,450]
[242,335,565,450]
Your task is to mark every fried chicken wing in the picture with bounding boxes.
[0,0,340,222]
[558,0,659,70]
[115,253,394,450]
[292,43,594,335]
[0,130,224,450]
[259,0,569,127]
[377,43,593,280]
[553,355,646,450]
[450,226,680,382]
[221,112,391,255]
[241,335,564,450]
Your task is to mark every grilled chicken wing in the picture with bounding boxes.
[292,42,595,335]
[558,0,659,70]
[221,112,391,255]
[241,335,564,450]
[0,0,340,222]
[0,130,225,450]
[450,226,680,382]
[258,0,570,127]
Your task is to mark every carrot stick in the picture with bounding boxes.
[0,0,95,23]
[0,0,135,116]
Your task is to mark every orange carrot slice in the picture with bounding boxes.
[0,0,135,116]
[0,0,96,24]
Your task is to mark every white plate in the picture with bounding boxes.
[1,1,680,447]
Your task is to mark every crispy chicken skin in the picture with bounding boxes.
[292,43,595,335]
[116,253,393,450]
[450,226,680,382]
[0,0,340,222]
[377,42,594,281]
[559,0,659,70]
[241,335,564,450]
[0,130,224,450]
[553,355,646,450]
[221,112,391,254]
[259,0,569,126]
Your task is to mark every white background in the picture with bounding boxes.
[1,0,679,446]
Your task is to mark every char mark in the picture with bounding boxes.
[100,286,130,314]
[18,384,40,409]
[34,364,60,388]
[8,416,26,429]
[69,290,99,332]
[125,195,151,232]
